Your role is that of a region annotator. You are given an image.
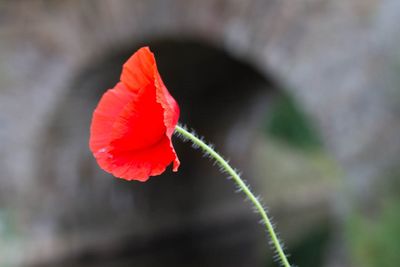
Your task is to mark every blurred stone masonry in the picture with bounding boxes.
[1,1,400,267]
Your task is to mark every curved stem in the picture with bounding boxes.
[174,125,291,267]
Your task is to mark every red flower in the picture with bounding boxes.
[89,47,180,181]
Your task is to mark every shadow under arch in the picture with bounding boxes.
[35,38,295,267]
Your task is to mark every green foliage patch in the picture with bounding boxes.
[265,94,322,150]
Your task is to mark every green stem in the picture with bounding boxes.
[174,125,291,267]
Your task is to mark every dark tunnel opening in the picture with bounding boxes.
[35,39,331,267]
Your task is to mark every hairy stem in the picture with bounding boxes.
[174,125,291,267]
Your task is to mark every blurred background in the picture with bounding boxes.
[1,1,400,266]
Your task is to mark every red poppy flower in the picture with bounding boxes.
[89,47,180,181]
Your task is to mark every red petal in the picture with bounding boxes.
[102,135,176,181]
[110,83,165,151]
[89,82,136,153]
[121,46,155,92]
[154,67,180,170]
